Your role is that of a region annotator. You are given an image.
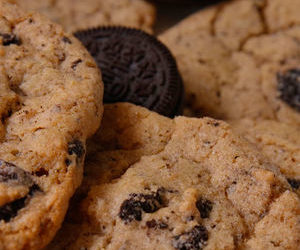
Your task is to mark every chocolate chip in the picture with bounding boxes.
[65,159,72,166]
[0,33,21,46]
[0,184,40,222]
[172,225,208,250]
[196,198,213,219]
[0,160,41,222]
[119,198,142,222]
[62,36,72,44]
[146,219,157,228]
[0,195,27,222]
[68,140,85,158]
[119,190,164,223]
[159,222,168,229]
[71,59,82,70]
[287,178,300,190]
[32,168,48,177]
[146,219,168,229]
[0,160,34,186]
[139,193,163,213]
[277,69,300,112]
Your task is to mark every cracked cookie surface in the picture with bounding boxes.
[231,119,300,198]
[47,103,300,250]
[159,0,300,126]
[0,1,103,249]
[8,0,156,33]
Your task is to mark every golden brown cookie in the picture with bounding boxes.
[47,103,300,250]
[8,0,156,33]
[0,1,103,249]
[159,0,300,126]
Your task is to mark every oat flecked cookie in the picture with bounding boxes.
[0,1,103,249]
[231,119,300,198]
[47,103,300,250]
[159,0,300,125]
[8,0,156,33]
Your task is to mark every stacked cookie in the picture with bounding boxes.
[0,0,299,249]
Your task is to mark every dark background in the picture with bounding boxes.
[153,0,226,34]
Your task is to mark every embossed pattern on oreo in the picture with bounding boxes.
[277,69,300,112]
[75,27,184,117]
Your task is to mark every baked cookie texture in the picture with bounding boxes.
[0,1,103,249]
[47,103,300,250]
[159,0,300,126]
[7,0,156,33]
[231,119,300,198]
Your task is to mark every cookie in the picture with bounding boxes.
[75,27,184,118]
[159,0,300,126]
[0,1,103,249]
[47,103,300,249]
[7,0,156,33]
[231,119,300,198]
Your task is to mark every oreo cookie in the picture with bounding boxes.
[74,27,184,118]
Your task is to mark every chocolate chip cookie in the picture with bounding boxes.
[8,0,156,33]
[159,0,300,126]
[0,1,103,249]
[48,103,300,250]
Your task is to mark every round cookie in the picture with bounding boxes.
[75,27,184,118]
[7,0,156,33]
[159,0,300,126]
[47,103,299,249]
[0,1,103,249]
[231,119,300,198]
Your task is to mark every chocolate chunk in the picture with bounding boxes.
[196,198,213,219]
[71,59,82,70]
[287,178,300,190]
[68,140,85,158]
[62,36,72,44]
[0,195,27,222]
[0,160,34,186]
[33,168,48,177]
[146,219,157,228]
[0,184,40,222]
[159,221,168,229]
[146,219,168,229]
[139,192,163,213]
[0,33,21,46]
[74,27,184,118]
[119,198,143,222]
[0,160,41,222]
[119,190,164,223]
[173,225,208,250]
[277,69,300,112]
[65,158,72,166]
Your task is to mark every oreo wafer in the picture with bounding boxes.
[74,27,184,118]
